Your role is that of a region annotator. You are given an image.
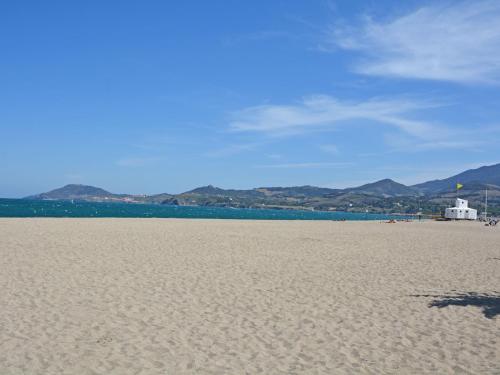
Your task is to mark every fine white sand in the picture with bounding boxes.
[0,218,499,374]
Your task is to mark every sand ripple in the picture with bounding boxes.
[0,219,499,374]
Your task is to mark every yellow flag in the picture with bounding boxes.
[456,183,463,190]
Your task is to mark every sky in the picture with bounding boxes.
[2,0,500,197]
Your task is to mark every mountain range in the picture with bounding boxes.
[25,162,500,215]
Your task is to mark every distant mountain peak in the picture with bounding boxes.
[26,184,113,200]
[347,179,417,197]
[413,162,500,194]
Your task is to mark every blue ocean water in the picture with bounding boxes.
[0,198,411,221]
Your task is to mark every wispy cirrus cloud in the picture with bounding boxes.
[229,94,445,139]
[328,1,500,84]
[384,134,486,153]
[267,153,283,160]
[319,144,339,154]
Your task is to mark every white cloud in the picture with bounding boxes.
[230,95,445,139]
[330,1,500,84]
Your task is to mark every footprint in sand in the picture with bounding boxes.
[96,336,113,346]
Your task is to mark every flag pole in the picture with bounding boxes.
[485,188,488,221]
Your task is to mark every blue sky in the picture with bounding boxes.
[2,0,500,197]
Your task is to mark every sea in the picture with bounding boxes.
[0,198,411,221]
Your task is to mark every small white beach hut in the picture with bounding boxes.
[445,198,477,220]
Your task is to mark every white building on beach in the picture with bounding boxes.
[445,198,477,220]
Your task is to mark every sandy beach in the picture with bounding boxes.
[0,218,498,374]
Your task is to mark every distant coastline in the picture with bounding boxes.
[18,162,500,216]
